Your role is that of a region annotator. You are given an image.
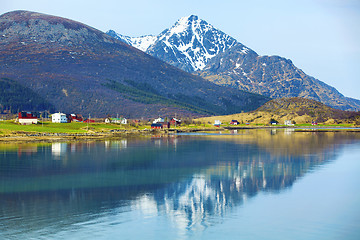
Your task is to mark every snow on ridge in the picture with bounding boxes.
[170,16,192,35]
[131,35,157,52]
[107,30,156,52]
[107,30,132,45]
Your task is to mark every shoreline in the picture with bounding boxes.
[1,126,359,143]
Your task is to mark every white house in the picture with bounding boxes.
[214,120,221,126]
[105,117,127,124]
[52,112,68,123]
[284,120,294,126]
[112,118,127,124]
[121,118,127,124]
[153,117,165,123]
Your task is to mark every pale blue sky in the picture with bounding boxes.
[2,0,360,100]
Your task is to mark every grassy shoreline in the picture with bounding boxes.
[1,120,359,143]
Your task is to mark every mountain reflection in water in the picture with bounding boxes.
[0,130,359,238]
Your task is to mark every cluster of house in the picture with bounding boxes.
[213,119,296,126]
[17,111,86,124]
[214,119,239,127]
[16,111,182,128]
[151,117,181,129]
[51,113,84,123]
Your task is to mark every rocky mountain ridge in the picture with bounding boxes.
[108,15,360,111]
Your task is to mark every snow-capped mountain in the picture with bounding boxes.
[107,15,251,72]
[147,15,250,72]
[107,15,360,111]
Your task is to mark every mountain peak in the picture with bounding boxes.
[147,15,241,71]
[176,15,200,25]
[171,15,209,34]
[187,15,199,21]
[177,15,199,22]
[107,15,247,72]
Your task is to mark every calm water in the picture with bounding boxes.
[1,130,360,239]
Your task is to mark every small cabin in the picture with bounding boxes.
[214,120,221,127]
[284,120,294,126]
[270,119,278,125]
[18,111,38,125]
[108,117,127,124]
[230,120,239,125]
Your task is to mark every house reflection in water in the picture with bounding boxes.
[104,140,128,150]
[51,143,67,159]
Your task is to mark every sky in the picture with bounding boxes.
[2,0,360,100]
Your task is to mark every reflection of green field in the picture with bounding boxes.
[0,142,51,152]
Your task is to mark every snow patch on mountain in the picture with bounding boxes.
[130,35,157,52]
[106,30,156,52]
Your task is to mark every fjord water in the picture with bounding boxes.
[1,130,360,239]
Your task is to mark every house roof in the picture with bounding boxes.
[52,112,66,116]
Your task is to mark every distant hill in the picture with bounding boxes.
[109,15,360,111]
[196,97,360,125]
[0,11,268,118]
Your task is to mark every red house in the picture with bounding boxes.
[151,123,163,129]
[18,112,38,125]
[170,118,181,126]
[68,114,83,122]
[230,120,239,125]
[84,119,95,123]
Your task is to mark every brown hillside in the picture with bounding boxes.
[197,97,360,125]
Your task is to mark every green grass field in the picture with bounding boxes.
[294,123,353,127]
[0,120,357,136]
[0,121,132,135]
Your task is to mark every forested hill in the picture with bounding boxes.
[0,78,54,113]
